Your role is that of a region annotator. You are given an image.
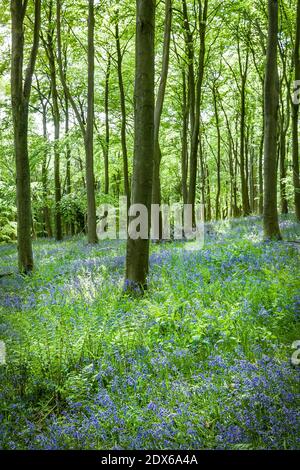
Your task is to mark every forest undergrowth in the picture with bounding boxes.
[0,215,299,449]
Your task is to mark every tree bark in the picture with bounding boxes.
[44,0,62,241]
[152,0,172,240]
[263,0,282,240]
[56,0,98,243]
[292,0,300,220]
[104,54,110,195]
[85,0,98,243]
[41,98,53,237]
[206,163,212,221]
[125,0,155,292]
[116,20,130,205]
[259,102,264,215]
[279,87,290,214]
[212,84,221,220]
[187,0,208,224]
[64,92,75,236]
[36,78,53,238]
[238,44,251,216]
[181,69,188,205]
[11,0,41,273]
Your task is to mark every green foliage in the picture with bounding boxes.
[0,182,17,243]
[59,191,86,225]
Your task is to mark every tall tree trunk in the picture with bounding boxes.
[187,0,208,224]
[182,0,195,139]
[249,140,256,213]
[181,69,188,205]
[45,1,62,241]
[199,136,206,218]
[259,101,264,215]
[263,0,281,240]
[227,130,234,217]
[85,0,98,244]
[56,0,97,243]
[152,0,172,240]
[36,78,53,238]
[41,101,53,237]
[238,46,251,216]
[292,0,300,220]
[104,54,110,195]
[116,21,130,205]
[64,93,74,235]
[125,0,155,292]
[206,163,212,221]
[279,89,290,214]
[11,0,41,273]
[212,85,221,220]
[52,83,62,241]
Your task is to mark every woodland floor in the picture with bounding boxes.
[0,215,299,449]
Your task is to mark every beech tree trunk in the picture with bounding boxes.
[263,0,281,240]
[11,0,41,273]
[56,0,98,243]
[85,0,98,244]
[125,0,155,292]
[259,104,264,215]
[116,20,130,205]
[292,0,300,220]
[45,0,62,241]
[41,99,53,237]
[212,84,221,220]
[206,163,212,221]
[181,69,188,205]
[238,45,251,216]
[152,0,172,240]
[187,0,208,224]
[279,89,290,214]
[104,54,110,195]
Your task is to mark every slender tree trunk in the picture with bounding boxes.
[279,90,290,214]
[239,58,251,216]
[116,21,130,204]
[125,0,155,292]
[52,87,62,241]
[259,101,264,215]
[245,123,251,208]
[56,0,97,243]
[212,85,221,220]
[181,69,188,204]
[41,102,53,237]
[292,0,300,220]
[65,98,71,197]
[220,99,237,217]
[64,93,74,235]
[104,54,110,195]
[187,0,208,224]
[152,0,172,240]
[85,0,98,243]
[228,131,234,217]
[11,0,41,273]
[45,2,62,241]
[263,0,281,240]
[249,141,255,212]
[182,0,195,139]
[199,136,206,219]
[206,163,211,221]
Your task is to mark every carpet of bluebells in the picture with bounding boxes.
[0,215,299,450]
